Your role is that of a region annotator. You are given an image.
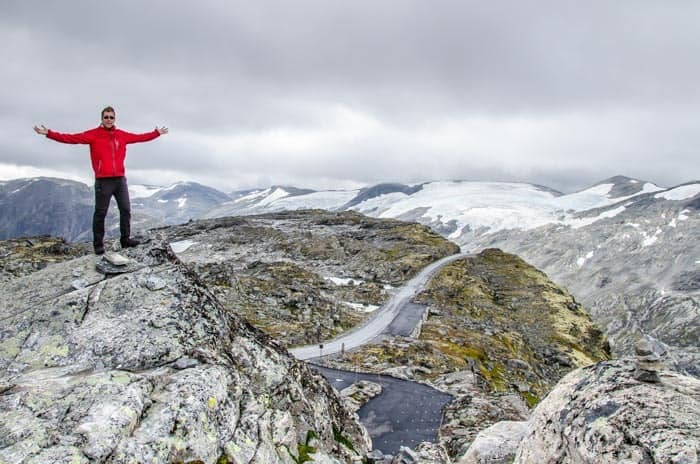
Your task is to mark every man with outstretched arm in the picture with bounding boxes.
[34,106,168,255]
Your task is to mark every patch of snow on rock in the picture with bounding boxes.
[129,184,161,198]
[567,206,626,229]
[654,184,700,201]
[170,239,196,254]
[345,302,379,313]
[577,251,594,268]
[641,229,662,247]
[325,276,359,286]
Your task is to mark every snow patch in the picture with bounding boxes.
[235,188,270,204]
[567,206,626,229]
[257,187,291,206]
[170,240,196,253]
[654,184,700,201]
[325,276,359,286]
[577,251,594,267]
[641,229,662,247]
[176,197,187,208]
[269,190,358,211]
[344,302,379,313]
[129,184,162,198]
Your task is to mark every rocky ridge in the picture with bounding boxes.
[0,238,368,463]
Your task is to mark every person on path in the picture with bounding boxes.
[34,106,168,255]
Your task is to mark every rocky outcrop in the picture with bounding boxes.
[321,248,611,460]
[0,240,369,463]
[155,210,459,347]
[341,381,383,413]
[473,188,700,376]
[514,358,700,463]
[0,236,90,283]
[457,421,528,464]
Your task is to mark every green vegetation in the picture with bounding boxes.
[333,426,358,454]
[286,430,319,464]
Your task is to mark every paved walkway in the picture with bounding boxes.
[289,251,470,360]
[313,366,453,455]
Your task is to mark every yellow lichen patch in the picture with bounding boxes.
[22,335,71,367]
[0,330,26,359]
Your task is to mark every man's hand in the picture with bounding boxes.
[33,125,49,135]
[156,126,169,135]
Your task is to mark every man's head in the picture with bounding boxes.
[101,106,115,129]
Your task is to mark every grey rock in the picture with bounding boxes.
[341,380,383,413]
[514,359,700,464]
[391,442,449,464]
[172,356,200,370]
[366,448,388,463]
[144,275,167,291]
[458,420,528,464]
[506,358,530,371]
[0,241,369,463]
[70,278,88,290]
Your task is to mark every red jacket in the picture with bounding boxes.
[47,126,160,178]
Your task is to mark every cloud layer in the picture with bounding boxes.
[2,1,699,192]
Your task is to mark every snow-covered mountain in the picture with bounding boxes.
[205,176,666,243]
[129,181,231,227]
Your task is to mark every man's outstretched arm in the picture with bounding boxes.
[123,126,169,144]
[34,125,93,144]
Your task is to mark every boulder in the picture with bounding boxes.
[341,380,383,412]
[514,359,700,463]
[457,420,528,464]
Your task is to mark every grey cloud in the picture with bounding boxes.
[1,0,699,192]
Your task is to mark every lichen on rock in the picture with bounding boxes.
[0,239,369,463]
[514,358,700,463]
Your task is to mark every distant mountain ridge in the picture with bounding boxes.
[3,174,697,375]
[2,175,696,245]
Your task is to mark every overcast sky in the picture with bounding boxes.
[1,1,698,193]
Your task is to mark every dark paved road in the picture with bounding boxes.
[313,365,453,456]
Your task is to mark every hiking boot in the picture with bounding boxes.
[94,244,105,255]
[120,237,141,248]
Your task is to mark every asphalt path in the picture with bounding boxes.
[313,366,453,456]
[289,251,470,360]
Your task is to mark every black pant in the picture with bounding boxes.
[93,177,131,247]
